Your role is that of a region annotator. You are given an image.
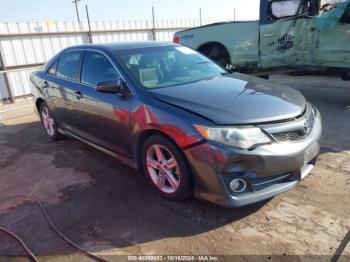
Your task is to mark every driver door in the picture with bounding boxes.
[260,0,314,69]
[75,51,132,157]
[311,2,350,68]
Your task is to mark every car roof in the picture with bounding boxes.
[65,41,176,53]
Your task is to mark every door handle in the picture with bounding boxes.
[263,33,274,38]
[75,91,83,99]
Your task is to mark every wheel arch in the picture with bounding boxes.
[35,98,46,113]
[134,129,188,170]
[197,41,227,51]
[197,41,231,63]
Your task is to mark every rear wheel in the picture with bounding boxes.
[39,102,64,141]
[341,71,350,81]
[198,43,232,69]
[259,74,270,80]
[141,135,193,201]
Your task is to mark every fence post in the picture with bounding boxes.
[152,6,156,41]
[85,5,93,44]
[0,49,14,104]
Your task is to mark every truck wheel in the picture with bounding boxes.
[198,43,232,69]
[259,75,270,80]
[341,71,350,81]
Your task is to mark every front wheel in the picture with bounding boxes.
[141,135,193,201]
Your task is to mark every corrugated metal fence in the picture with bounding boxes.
[0,19,226,104]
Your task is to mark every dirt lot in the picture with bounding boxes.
[0,75,349,261]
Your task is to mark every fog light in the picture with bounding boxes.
[229,179,247,193]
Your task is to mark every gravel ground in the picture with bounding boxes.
[0,75,349,261]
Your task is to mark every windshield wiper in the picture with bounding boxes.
[197,61,213,65]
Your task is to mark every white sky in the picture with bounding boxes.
[0,0,261,22]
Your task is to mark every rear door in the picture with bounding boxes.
[41,58,60,112]
[259,0,314,69]
[41,50,84,133]
[74,51,132,157]
[53,50,85,133]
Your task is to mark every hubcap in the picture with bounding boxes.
[41,106,55,136]
[146,144,180,194]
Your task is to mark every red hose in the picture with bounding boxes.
[0,225,39,262]
[0,195,110,262]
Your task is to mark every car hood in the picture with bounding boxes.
[149,73,306,125]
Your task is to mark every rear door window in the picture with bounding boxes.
[47,59,58,75]
[56,51,83,81]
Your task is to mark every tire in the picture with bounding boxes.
[198,43,232,69]
[141,134,193,201]
[341,71,350,81]
[259,74,270,80]
[39,102,64,141]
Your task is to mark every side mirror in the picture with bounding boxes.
[96,79,130,96]
[313,1,349,31]
[271,0,301,19]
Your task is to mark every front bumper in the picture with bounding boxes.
[184,109,322,208]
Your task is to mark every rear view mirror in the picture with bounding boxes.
[96,79,130,96]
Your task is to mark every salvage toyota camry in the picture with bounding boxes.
[30,42,322,207]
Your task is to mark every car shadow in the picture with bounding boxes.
[0,120,267,258]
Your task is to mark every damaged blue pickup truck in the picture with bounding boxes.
[174,0,350,79]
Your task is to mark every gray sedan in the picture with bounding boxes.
[30,42,322,207]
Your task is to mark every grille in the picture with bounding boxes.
[270,105,316,143]
[273,131,307,142]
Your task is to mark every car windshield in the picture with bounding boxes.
[116,45,227,89]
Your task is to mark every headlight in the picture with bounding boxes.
[194,125,272,149]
